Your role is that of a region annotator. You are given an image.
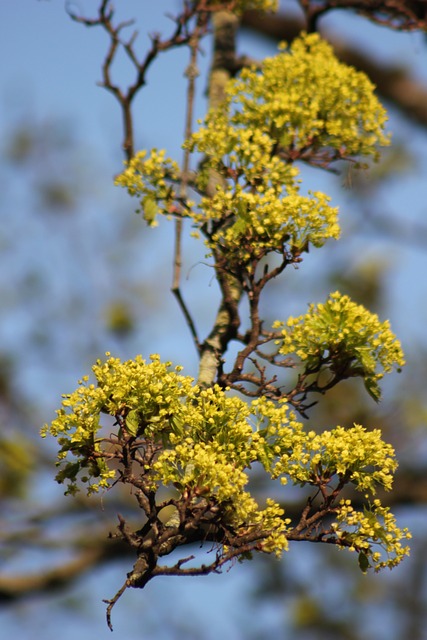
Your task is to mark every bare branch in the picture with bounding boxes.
[103,579,129,631]
[67,0,211,159]
[172,23,206,355]
[299,0,427,32]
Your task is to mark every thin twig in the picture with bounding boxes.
[172,25,206,354]
[103,579,129,631]
[67,0,210,160]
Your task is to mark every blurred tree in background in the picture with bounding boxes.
[1,2,427,639]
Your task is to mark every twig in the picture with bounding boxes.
[67,0,210,160]
[103,579,129,631]
[173,288,201,352]
[172,22,206,354]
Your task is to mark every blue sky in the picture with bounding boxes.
[1,2,427,639]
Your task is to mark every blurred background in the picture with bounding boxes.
[1,1,427,638]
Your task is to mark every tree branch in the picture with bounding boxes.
[197,10,244,387]
[67,0,210,159]
[172,18,207,355]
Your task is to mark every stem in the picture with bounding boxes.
[172,25,205,353]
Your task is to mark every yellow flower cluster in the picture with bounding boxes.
[201,186,339,264]
[226,33,389,161]
[115,149,179,226]
[272,424,397,494]
[333,499,411,572]
[115,34,389,267]
[42,353,409,569]
[274,291,405,400]
[41,353,193,493]
[182,33,388,262]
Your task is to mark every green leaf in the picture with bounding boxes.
[230,217,248,235]
[126,409,140,436]
[237,199,251,222]
[364,378,381,402]
[143,194,158,225]
[169,414,184,436]
[55,461,81,484]
[358,551,370,573]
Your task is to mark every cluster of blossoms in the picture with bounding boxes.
[333,499,411,572]
[115,149,179,226]
[42,353,410,570]
[221,33,389,161]
[274,291,405,400]
[44,30,411,582]
[115,34,389,267]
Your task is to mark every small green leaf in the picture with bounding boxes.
[237,199,251,222]
[143,194,158,225]
[364,378,381,402]
[230,217,247,235]
[126,409,140,436]
[169,414,184,435]
[55,461,81,484]
[358,551,370,573]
